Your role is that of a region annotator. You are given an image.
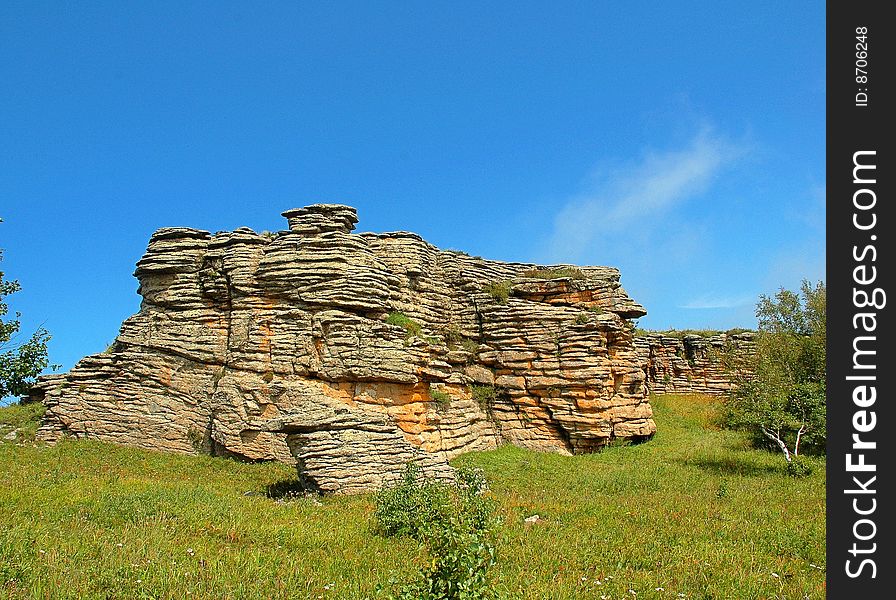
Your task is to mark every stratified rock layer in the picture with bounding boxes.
[29,205,655,493]
[635,332,756,395]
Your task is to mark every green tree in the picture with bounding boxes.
[1,219,51,398]
[724,280,826,463]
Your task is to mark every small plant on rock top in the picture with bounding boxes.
[483,281,511,305]
[520,267,585,280]
[469,385,505,421]
[386,311,423,339]
[429,386,452,412]
[461,338,480,356]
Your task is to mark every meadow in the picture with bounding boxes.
[0,395,825,599]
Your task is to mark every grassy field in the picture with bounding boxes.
[0,395,825,599]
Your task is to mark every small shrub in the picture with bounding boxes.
[374,464,495,540]
[520,267,585,280]
[386,311,423,338]
[716,479,729,499]
[374,464,498,600]
[575,313,589,325]
[429,387,452,412]
[469,385,500,413]
[441,326,480,360]
[484,281,511,305]
[786,456,813,478]
[374,464,452,539]
[389,524,497,600]
[461,338,480,355]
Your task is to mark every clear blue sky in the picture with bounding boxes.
[1,1,824,378]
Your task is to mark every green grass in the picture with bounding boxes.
[385,311,422,339]
[484,281,511,304]
[0,395,825,599]
[0,401,45,441]
[520,268,586,280]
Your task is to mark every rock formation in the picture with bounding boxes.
[635,331,756,396]
[27,205,655,493]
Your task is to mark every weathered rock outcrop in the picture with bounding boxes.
[28,205,655,493]
[635,332,756,395]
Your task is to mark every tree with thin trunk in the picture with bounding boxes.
[1,218,51,399]
[723,281,826,463]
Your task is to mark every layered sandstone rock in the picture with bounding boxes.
[635,331,756,395]
[28,204,655,493]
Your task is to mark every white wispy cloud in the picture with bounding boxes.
[679,294,755,310]
[545,128,746,262]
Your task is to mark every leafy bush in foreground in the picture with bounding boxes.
[374,464,498,600]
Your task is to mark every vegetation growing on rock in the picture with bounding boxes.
[635,330,756,396]
[520,267,585,280]
[386,311,423,339]
[483,280,511,304]
[429,387,452,412]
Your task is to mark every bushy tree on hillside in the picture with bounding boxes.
[1,218,51,398]
[724,281,826,466]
